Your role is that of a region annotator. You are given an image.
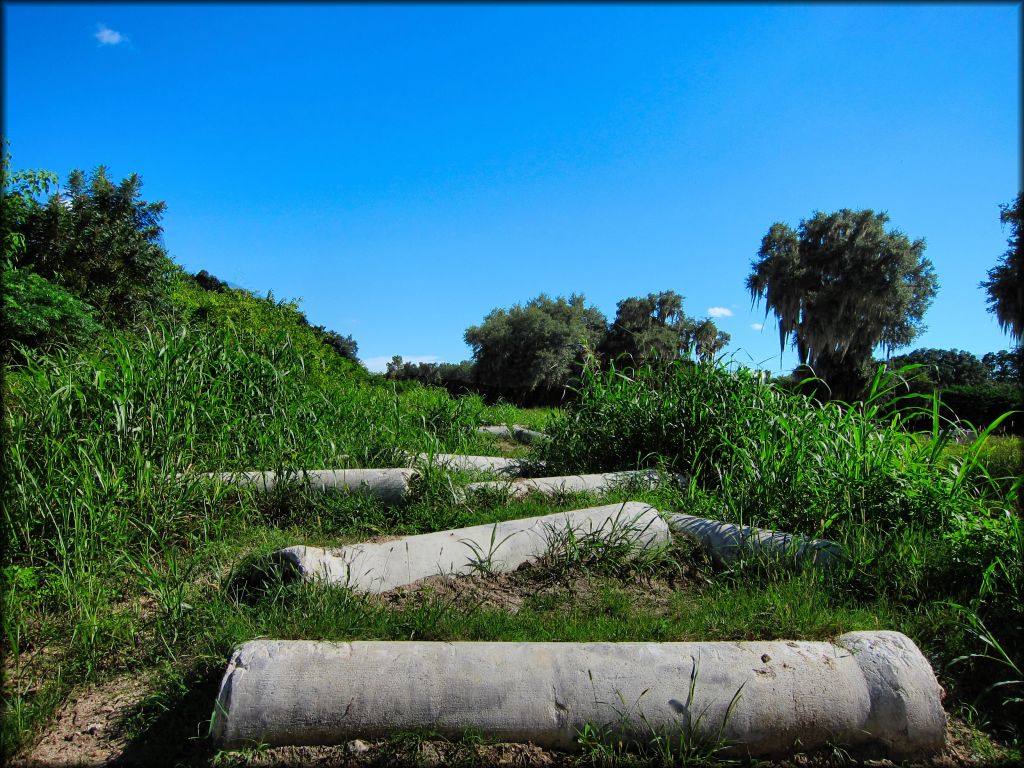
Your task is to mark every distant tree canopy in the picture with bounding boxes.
[396,290,732,404]
[687,317,731,364]
[599,290,729,369]
[465,293,607,397]
[748,208,938,400]
[983,348,1022,384]
[885,348,989,389]
[385,356,474,394]
[982,192,1022,341]
[13,166,175,324]
[601,291,688,368]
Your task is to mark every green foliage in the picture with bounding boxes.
[1,266,101,355]
[1,145,58,265]
[4,319,1022,755]
[537,362,1021,657]
[12,165,175,325]
[465,293,607,400]
[983,348,1022,383]
[601,291,688,369]
[748,209,938,400]
[386,355,475,394]
[1,322,482,575]
[982,193,1023,340]
[686,318,730,364]
[599,291,729,370]
[1,150,100,355]
[886,347,989,388]
[165,269,366,387]
[939,382,1023,435]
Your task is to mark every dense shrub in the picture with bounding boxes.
[1,267,101,355]
[465,293,606,400]
[13,167,176,324]
[940,382,1023,435]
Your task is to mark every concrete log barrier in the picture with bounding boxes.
[465,470,670,499]
[409,453,535,476]
[211,632,945,759]
[668,513,843,568]
[196,468,415,505]
[476,425,547,443]
[264,502,668,593]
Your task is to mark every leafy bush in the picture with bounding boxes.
[885,348,990,388]
[537,360,1020,614]
[12,166,176,325]
[1,266,101,355]
[465,293,606,403]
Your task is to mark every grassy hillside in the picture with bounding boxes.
[2,319,1021,765]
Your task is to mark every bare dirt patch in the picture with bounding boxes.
[11,672,155,768]
[375,557,698,616]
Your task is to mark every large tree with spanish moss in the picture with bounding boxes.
[981,193,1022,342]
[747,208,938,400]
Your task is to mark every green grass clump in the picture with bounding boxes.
[537,360,1022,730]
[0,321,533,757]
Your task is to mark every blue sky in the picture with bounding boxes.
[4,3,1019,372]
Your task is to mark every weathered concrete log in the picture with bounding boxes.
[476,425,547,443]
[410,453,535,476]
[211,632,946,759]
[264,502,668,593]
[668,513,842,568]
[197,468,415,504]
[465,470,669,499]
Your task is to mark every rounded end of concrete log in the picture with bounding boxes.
[838,631,947,758]
[209,642,249,747]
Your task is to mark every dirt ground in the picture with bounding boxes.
[10,673,156,767]
[374,558,687,616]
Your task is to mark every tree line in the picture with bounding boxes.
[386,290,729,405]
[4,145,1019,417]
[390,201,1021,411]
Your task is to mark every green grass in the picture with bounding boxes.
[3,325,1021,764]
[537,359,1022,729]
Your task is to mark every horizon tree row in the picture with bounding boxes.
[387,290,730,405]
[392,200,1021,407]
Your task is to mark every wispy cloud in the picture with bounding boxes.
[707,307,733,318]
[750,323,764,331]
[95,24,126,46]
[363,354,440,373]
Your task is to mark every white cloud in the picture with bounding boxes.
[750,323,764,332]
[707,307,733,318]
[363,354,440,373]
[95,24,126,45]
